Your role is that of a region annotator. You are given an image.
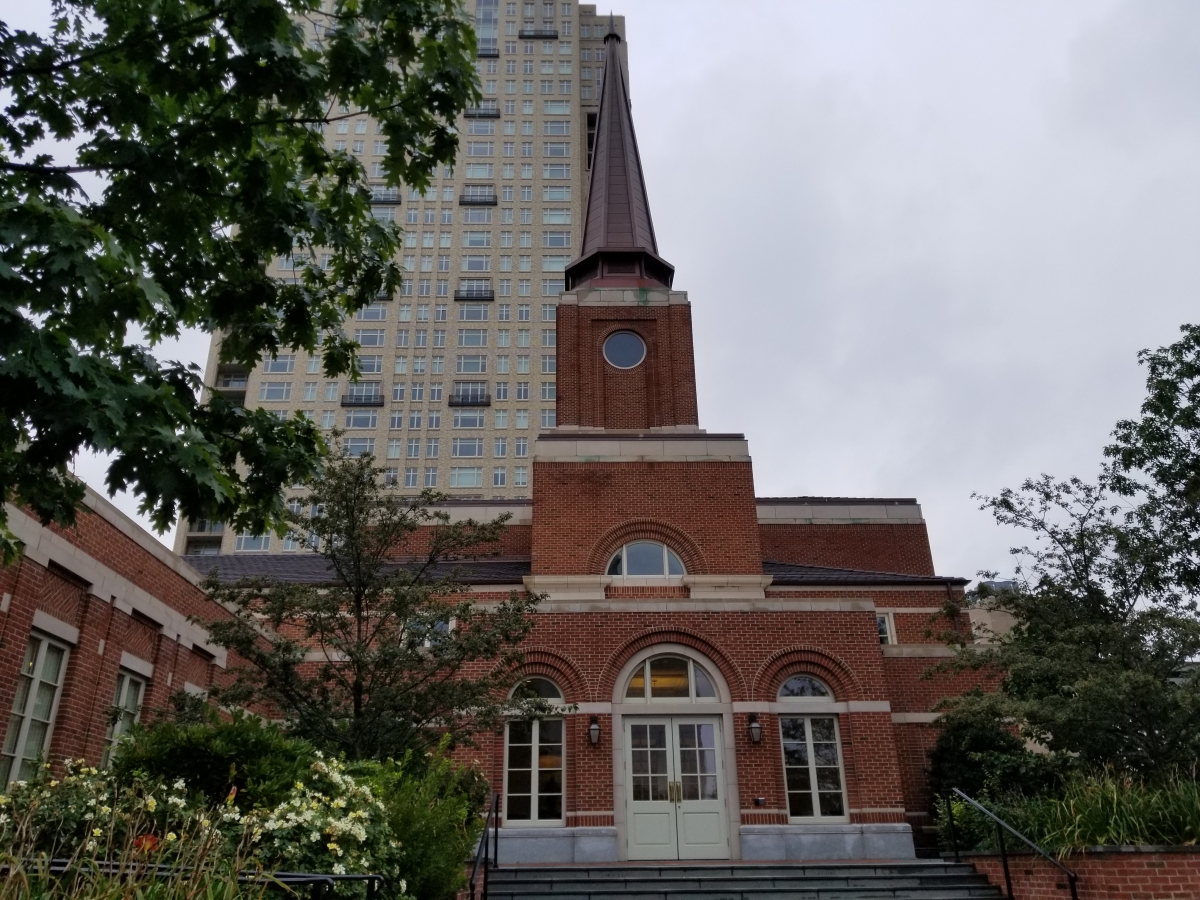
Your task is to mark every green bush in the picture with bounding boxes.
[110,712,316,810]
[936,769,1200,854]
[351,750,485,900]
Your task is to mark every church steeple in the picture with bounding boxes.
[564,22,674,290]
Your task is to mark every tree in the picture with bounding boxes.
[935,475,1200,785]
[198,447,550,761]
[0,0,479,562]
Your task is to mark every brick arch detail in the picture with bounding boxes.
[753,646,868,703]
[588,518,709,575]
[600,627,748,701]
[502,648,592,703]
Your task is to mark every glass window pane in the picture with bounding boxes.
[625,541,665,575]
[816,768,843,791]
[780,717,808,742]
[31,683,56,721]
[648,657,689,698]
[666,549,684,575]
[788,791,814,818]
[509,721,532,743]
[537,794,562,819]
[508,745,532,768]
[818,792,845,817]
[507,795,531,819]
[693,664,717,698]
[507,770,532,793]
[606,551,623,575]
[539,719,562,743]
[537,769,562,793]
[625,666,646,699]
[519,677,562,699]
[810,717,837,742]
[779,675,830,698]
[41,646,65,684]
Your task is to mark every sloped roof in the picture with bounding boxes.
[185,554,965,588]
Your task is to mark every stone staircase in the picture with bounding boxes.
[485,861,1002,900]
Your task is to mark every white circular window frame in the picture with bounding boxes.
[605,542,686,586]
[602,330,647,369]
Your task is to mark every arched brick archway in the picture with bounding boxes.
[499,648,592,702]
[600,627,748,701]
[753,646,869,703]
[588,518,708,575]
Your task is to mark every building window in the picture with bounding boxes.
[540,408,556,428]
[779,716,847,820]
[236,533,270,551]
[607,541,684,577]
[505,679,564,823]
[259,381,292,402]
[876,614,895,645]
[344,437,376,458]
[450,466,484,487]
[624,656,717,701]
[514,465,528,486]
[1,634,70,785]
[102,670,146,767]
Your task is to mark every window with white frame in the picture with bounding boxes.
[102,670,146,766]
[623,655,717,701]
[777,674,847,820]
[606,541,684,577]
[1,634,70,785]
[876,613,895,645]
[505,678,564,823]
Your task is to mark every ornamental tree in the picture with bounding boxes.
[0,0,479,561]
[198,448,550,761]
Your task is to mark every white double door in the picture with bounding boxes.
[625,717,729,860]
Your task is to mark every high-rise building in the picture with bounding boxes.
[179,2,625,556]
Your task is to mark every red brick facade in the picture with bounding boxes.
[972,850,1200,899]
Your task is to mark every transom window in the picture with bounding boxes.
[606,541,684,577]
[625,656,718,701]
[510,676,562,700]
[778,675,831,699]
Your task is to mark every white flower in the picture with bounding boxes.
[173,779,186,790]
[332,864,346,876]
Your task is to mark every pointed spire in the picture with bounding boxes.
[564,22,674,290]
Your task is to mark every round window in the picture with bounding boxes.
[602,331,646,369]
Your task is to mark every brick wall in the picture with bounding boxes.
[532,460,762,574]
[0,503,238,775]
[759,523,936,575]
[556,303,698,429]
[971,849,1200,899]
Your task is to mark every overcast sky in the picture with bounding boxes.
[65,1,1200,580]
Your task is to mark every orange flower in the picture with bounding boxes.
[133,834,160,853]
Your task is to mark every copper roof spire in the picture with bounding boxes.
[564,20,674,290]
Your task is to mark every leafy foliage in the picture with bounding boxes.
[351,749,485,900]
[936,769,1200,854]
[0,0,480,561]
[198,449,549,761]
[933,325,1200,793]
[109,710,316,811]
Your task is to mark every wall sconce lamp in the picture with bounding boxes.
[747,714,762,744]
[588,716,602,745]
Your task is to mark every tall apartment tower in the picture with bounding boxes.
[178,2,627,556]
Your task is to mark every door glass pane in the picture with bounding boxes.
[506,721,533,820]
[630,723,669,800]
[679,722,719,801]
[41,646,65,685]
[649,657,689,698]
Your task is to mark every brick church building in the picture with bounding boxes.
[0,23,974,865]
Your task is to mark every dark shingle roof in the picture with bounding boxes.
[185,554,965,589]
[183,554,532,586]
[763,560,968,587]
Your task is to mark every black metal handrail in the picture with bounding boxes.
[945,788,1078,900]
[1,859,384,899]
[468,792,500,900]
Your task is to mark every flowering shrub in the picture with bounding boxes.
[249,754,403,889]
[0,758,412,899]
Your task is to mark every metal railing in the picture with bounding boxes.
[449,394,492,407]
[464,107,501,118]
[518,28,558,38]
[945,788,1078,900]
[459,194,498,206]
[340,395,384,407]
[468,792,500,900]
[454,290,496,301]
[1,859,384,899]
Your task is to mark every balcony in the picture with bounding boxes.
[340,396,384,407]
[369,187,399,203]
[519,28,558,38]
[454,290,495,301]
[449,394,492,407]
[464,107,501,118]
[458,194,498,206]
[188,519,224,535]
[215,377,248,389]
[476,47,500,58]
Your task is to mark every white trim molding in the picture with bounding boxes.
[32,610,79,645]
[119,651,155,679]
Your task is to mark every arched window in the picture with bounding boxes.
[510,676,563,700]
[778,674,831,699]
[624,655,718,701]
[505,677,564,825]
[606,541,685,577]
[776,673,846,821]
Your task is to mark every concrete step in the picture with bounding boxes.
[483,861,1002,900]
